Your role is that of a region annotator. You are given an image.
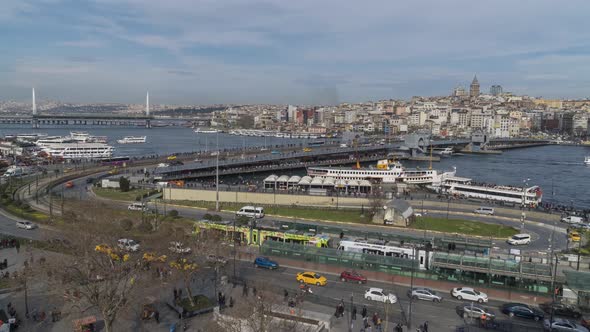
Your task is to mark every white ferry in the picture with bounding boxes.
[70,131,91,142]
[41,142,114,160]
[439,176,543,207]
[16,133,48,141]
[432,147,454,156]
[585,156,590,165]
[117,136,146,144]
[307,159,456,185]
[194,128,222,134]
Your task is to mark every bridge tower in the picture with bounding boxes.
[145,91,151,128]
[32,87,39,129]
[465,130,489,151]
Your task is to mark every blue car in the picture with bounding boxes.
[254,256,279,269]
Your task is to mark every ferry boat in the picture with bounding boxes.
[585,156,590,165]
[307,159,456,185]
[432,147,454,156]
[194,128,222,134]
[439,176,543,207]
[16,133,48,141]
[41,142,114,160]
[116,136,146,144]
[89,136,108,144]
[70,132,90,142]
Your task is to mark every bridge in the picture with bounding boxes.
[0,89,155,128]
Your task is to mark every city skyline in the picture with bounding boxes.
[2,0,590,104]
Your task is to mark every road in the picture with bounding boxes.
[224,260,546,331]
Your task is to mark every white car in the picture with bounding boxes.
[364,288,397,304]
[507,233,531,245]
[117,238,140,252]
[128,203,147,211]
[169,242,191,254]
[451,287,488,303]
[16,221,37,230]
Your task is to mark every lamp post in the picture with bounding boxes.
[446,197,450,220]
[521,178,530,210]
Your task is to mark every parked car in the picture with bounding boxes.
[539,302,582,318]
[236,206,264,219]
[364,288,397,304]
[500,303,544,321]
[117,238,140,252]
[254,256,279,269]
[507,233,532,245]
[458,303,495,319]
[340,270,367,284]
[296,271,327,286]
[451,287,488,303]
[16,221,37,230]
[407,287,442,302]
[473,207,494,215]
[543,318,588,332]
[168,242,191,254]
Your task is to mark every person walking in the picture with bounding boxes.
[361,305,367,319]
[352,305,357,321]
[423,320,429,332]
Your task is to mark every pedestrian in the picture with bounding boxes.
[362,305,367,318]
[253,287,257,298]
[15,241,20,253]
[423,320,429,332]
[352,305,357,320]
[218,292,222,305]
[173,288,178,301]
[372,313,378,326]
[243,283,248,297]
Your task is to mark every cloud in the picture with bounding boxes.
[58,39,105,48]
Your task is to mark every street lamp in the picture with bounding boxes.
[521,178,530,210]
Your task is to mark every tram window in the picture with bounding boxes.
[420,257,424,265]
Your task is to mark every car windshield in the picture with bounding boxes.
[473,290,481,295]
[315,275,323,279]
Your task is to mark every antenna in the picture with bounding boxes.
[32,87,37,115]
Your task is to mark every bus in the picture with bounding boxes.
[100,156,131,167]
[308,140,326,147]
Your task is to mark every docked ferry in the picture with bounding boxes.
[40,142,114,160]
[307,159,456,185]
[439,176,543,207]
[194,128,222,134]
[116,136,146,144]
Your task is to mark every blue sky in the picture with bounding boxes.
[1,0,590,104]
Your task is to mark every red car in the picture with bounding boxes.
[340,270,367,284]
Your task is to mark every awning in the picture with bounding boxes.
[564,270,590,292]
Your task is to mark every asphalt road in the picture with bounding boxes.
[230,260,545,331]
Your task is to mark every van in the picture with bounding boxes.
[473,207,494,215]
[236,206,265,219]
[562,216,584,224]
[128,202,147,211]
[507,233,531,245]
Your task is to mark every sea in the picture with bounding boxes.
[0,125,589,209]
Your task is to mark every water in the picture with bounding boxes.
[1,125,589,208]
[0,126,304,157]
[404,145,590,209]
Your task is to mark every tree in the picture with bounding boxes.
[119,177,130,192]
[44,226,142,332]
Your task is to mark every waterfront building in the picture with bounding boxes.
[490,85,503,96]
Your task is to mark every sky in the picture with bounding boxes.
[1,0,590,105]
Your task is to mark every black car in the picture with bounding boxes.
[500,303,544,321]
[538,302,582,318]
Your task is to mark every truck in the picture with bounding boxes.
[562,216,584,224]
[1,166,32,177]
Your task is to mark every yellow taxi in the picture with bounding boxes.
[296,271,327,286]
[167,155,177,161]
[303,148,312,152]
[569,231,581,242]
